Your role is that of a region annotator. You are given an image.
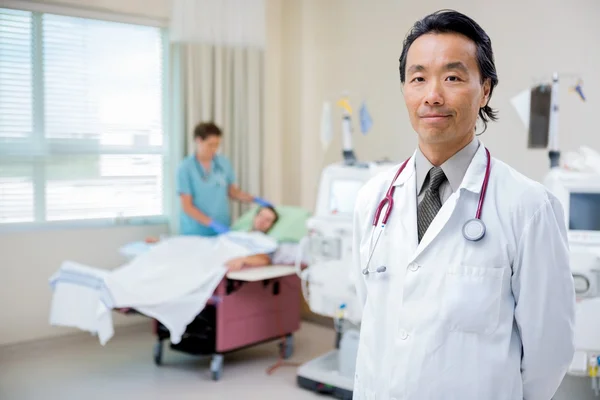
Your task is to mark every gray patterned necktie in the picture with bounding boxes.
[417,166,447,243]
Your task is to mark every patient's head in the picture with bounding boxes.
[252,206,279,233]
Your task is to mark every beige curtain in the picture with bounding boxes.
[168,0,265,232]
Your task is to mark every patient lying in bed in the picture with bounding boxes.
[145,206,281,272]
[224,206,279,271]
[49,217,281,346]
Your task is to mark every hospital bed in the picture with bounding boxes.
[129,265,301,380]
[49,206,311,381]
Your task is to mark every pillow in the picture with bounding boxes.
[231,205,311,243]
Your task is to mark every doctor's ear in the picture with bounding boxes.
[480,78,492,108]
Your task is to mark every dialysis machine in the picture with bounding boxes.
[294,93,396,398]
[545,168,600,394]
[295,159,394,399]
[529,72,600,395]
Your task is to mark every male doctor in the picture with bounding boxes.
[351,9,576,400]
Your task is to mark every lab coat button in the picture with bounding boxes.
[399,330,409,340]
[408,262,419,272]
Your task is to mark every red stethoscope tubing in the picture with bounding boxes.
[371,147,491,227]
[476,147,492,220]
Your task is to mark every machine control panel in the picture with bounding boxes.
[310,236,342,260]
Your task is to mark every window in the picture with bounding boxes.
[0,7,168,227]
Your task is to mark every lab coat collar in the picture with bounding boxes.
[458,141,488,194]
[410,142,489,259]
[391,150,417,187]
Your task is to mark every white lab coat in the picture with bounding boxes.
[351,143,576,400]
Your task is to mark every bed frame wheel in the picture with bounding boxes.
[279,334,294,359]
[210,354,224,381]
[153,341,163,365]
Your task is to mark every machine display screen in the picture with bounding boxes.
[569,192,600,231]
[329,179,364,215]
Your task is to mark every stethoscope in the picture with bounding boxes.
[194,157,225,185]
[362,147,492,275]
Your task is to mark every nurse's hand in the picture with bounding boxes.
[254,197,273,208]
[209,220,230,234]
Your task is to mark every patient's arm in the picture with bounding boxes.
[225,254,272,272]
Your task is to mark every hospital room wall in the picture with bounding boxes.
[279,0,600,210]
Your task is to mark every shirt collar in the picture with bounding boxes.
[415,136,480,195]
[193,154,220,172]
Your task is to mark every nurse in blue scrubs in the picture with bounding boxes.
[176,122,271,236]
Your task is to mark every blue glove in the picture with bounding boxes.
[209,220,230,234]
[254,196,273,208]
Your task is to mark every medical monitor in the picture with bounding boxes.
[313,161,396,219]
[545,169,600,245]
[568,193,600,232]
[328,179,365,216]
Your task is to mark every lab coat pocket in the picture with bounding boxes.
[441,265,505,335]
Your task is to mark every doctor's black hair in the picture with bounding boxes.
[398,9,499,133]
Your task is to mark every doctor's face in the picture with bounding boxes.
[402,32,491,148]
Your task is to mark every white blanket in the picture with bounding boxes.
[49,231,278,345]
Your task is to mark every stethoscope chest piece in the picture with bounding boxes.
[362,265,387,275]
[462,218,486,241]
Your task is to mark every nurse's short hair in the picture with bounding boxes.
[194,122,222,140]
[398,9,499,133]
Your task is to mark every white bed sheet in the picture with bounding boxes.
[49,231,278,345]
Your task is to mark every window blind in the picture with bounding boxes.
[42,13,164,146]
[0,9,34,223]
[0,8,32,140]
[0,8,167,225]
[44,154,163,221]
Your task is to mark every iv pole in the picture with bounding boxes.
[548,72,561,169]
[546,71,585,169]
[337,93,358,165]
